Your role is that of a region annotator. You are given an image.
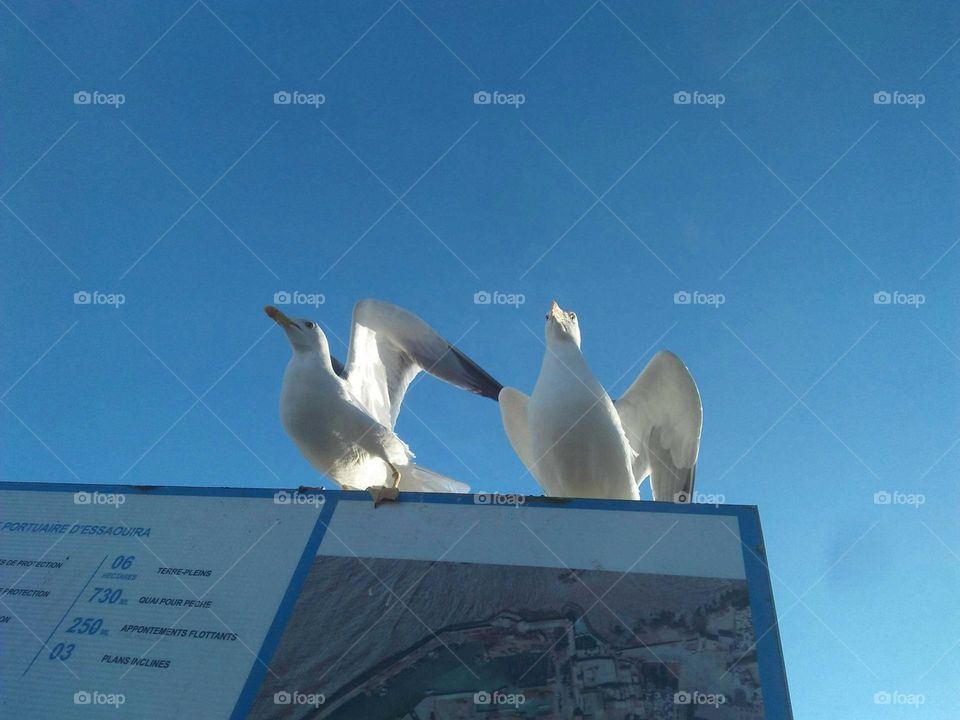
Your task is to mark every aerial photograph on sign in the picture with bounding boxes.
[249,554,762,719]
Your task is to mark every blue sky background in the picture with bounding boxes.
[3,1,960,716]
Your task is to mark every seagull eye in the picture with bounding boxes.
[544,314,550,320]
[304,321,315,329]
[568,312,576,320]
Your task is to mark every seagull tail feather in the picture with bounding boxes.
[398,464,471,494]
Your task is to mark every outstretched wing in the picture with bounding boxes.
[614,351,702,501]
[344,299,503,429]
[498,387,542,483]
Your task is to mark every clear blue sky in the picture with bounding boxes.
[3,2,959,717]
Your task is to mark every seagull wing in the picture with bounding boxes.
[344,299,503,429]
[330,354,346,378]
[614,351,702,501]
[498,387,542,482]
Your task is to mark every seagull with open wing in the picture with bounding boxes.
[265,299,502,504]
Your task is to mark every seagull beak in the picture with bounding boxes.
[550,300,565,322]
[264,306,298,329]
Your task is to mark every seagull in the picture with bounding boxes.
[265,300,502,504]
[499,300,702,501]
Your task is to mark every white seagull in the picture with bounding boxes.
[499,301,702,501]
[265,300,502,504]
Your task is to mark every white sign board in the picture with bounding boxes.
[0,483,792,719]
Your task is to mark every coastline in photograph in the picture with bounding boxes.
[248,556,764,719]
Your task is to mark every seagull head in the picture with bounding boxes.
[544,300,581,347]
[264,306,330,355]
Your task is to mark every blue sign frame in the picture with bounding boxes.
[1,482,792,720]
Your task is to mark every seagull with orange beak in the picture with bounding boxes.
[265,300,502,505]
[499,300,702,501]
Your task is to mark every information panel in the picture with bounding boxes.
[0,483,792,719]
[0,484,327,719]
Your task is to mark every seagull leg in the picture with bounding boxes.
[368,462,401,507]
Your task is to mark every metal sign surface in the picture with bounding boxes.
[0,483,791,719]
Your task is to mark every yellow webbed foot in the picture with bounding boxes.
[367,485,400,507]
